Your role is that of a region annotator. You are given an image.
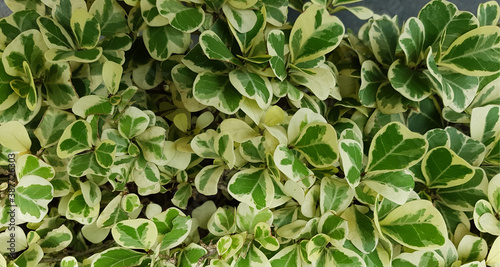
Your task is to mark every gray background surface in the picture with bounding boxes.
[0,0,491,30]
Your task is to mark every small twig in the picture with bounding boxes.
[197,240,217,267]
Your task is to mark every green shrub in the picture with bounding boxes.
[0,0,499,266]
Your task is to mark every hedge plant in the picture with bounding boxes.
[0,0,499,266]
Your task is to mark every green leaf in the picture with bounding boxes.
[66,190,100,225]
[318,212,347,244]
[0,53,17,111]
[236,202,273,234]
[16,154,55,180]
[121,193,141,213]
[193,72,243,114]
[199,30,242,66]
[233,244,271,267]
[439,26,500,76]
[478,1,500,26]
[132,60,163,90]
[378,200,447,250]
[366,122,427,172]
[0,10,40,51]
[398,17,425,65]
[488,173,500,213]
[240,136,266,163]
[227,7,266,54]
[474,199,500,235]
[67,151,109,177]
[56,120,92,159]
[152,208,192,251]
[118,106,150,139]
[388,59,431,101]
[2,29,47,78]
[229,69,272,109]
[445,126,486,166]
[89,0,129,37]
[94,140,116,168]
[290,4,344,64]
[43,62,79,109]
[91,247,146,267]
[306,233,330,261]
[359,60,386,108]
[112,219,158,250]
[38,225,73,253]
[363,170,414,205]
[288,108,327,144]
[369,16,399,66]
[72,95,115,118]
[102,129,129,156]
[338,139,363,188]
[458,235,488,263]
[254,222,279,251]
[207,207,236,236]
[14,175,53,222]
[143,25,190,61]
[471,105,500,150]
[422,146,475,189]
[469,76,500,109]
[320,176,354,214]
[194,164,225,196]
[140,0,169,27]
[79,179,102,207]
[270,244,300,267]
[274,144,313,182]
[11,244,43,267]
[37,16,75,50]
[289,64,340,101]
[70,8,101,49]
[267,29,287,80]
[375,82,411,114]
[157,0,205,33]
[45,47,103,63]
[172,182,192,209]
[418,0,457,47]
[392,250,445,267]
[341,206,377,253]
[178,243,207,267]
[51,0,87,30]
[407,97,444,134]
[96,194,128,228]
[426,52,479,113]
[262,0,288,26]
[136,126,166,164]
[440,11,479,52]
[293,122,339,168]
[33,107,76,147]
[61,256,78,267]
[437,167,488,212]
[228,168,274,210]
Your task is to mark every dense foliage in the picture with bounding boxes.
[0,0,499,266]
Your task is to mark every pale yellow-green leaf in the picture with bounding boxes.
[82,222,110,243]
[103,60,122,95]
[173,113,189,132]
[219,118,259,143]
[0,121,31,152]
[439,26,500,76]
[486,236,500,266]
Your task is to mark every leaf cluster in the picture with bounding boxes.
[0,0,499,266]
